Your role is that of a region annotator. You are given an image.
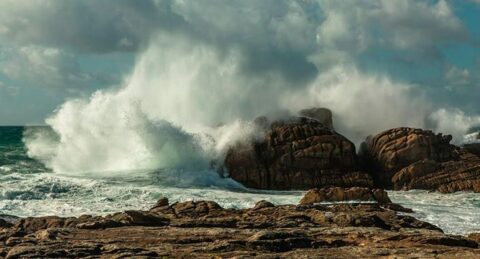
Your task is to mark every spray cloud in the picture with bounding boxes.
[23,0,480,174]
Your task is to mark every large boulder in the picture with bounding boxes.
[365,127,480,193]
[224,117,373,190]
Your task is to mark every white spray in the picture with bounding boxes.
[23,1,480,176]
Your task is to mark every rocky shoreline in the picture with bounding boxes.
[2,108,479,258]
[225,109,480,193]
[0,188,479,258]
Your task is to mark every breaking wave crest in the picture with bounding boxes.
[23,34,480,177]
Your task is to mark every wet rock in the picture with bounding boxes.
[299,187,392,205]
[5,243,101,258]
[0,219,13,229]
[225,117,373,190]
[365,127,480,192]
[150,197,169,210]
[34,228,68,241]
[14,216,67,233]
[252,200,275,210]
[246,230,313,252]
[112,211,170,226]
[463,143,480,157]
[173,201,222,216]
[420,236,478,248]
[0,199,478,257]
[76,219,122,230]
[299,107,333,130]
[381,203,414,213]
[468,233,480,243]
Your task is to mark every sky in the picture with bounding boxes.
[0,0,479,127]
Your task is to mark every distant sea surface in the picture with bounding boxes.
[0,126,479,235]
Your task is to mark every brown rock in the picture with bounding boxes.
[372,188,392,204]
[464,143,480,157]
[150,197,169,210]
[299,187,392,205]
[110,211,169,226]
[0,219,13,229]
[172,201,222,216]
[1,199,479,257]
[225,117,373,190]
[468,233,480,243]
[252,200,275,210]
[0,199,480,258]
[14,216,67,233]
[365,127,480,193]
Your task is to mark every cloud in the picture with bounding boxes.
[0,0,475,133]
[11,0,478,174]
[0,45,114,93]
[0,0,181,53]
[445,66,471,88]
[0,0,467,75]
[313,0,468,65]
[0,0,471,81]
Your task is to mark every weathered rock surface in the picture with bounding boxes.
[464,143,480,157]
[299,107,334,130]
[225,117,373,189]
[299,187,392,205]
[0,197,478,258]
[469,233,480,243]
[365,127,480,192]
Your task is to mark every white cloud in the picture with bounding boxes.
[445,66,471,88]
[314,0,467,62]
[0,0,477,131]
[0,45,114,93]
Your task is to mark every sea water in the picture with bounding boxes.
[0,126,479,235]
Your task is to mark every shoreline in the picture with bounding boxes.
[0,189,479,258]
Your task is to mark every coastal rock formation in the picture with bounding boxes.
[299,107,334,130]
[365,127,480,193]
[0,197,478,257]
[299,187,392,205]
[225,116,373,189]
[463,143,480,157]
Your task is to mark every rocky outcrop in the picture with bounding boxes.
[225,117,373,189]
[463,143,480,157]
[299,187,391,205]
[0,197,478,258]
[299,107,333,130]
[365,127,480,192]
[469,233,480,243]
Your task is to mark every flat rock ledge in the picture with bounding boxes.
[0,195,479,258]
[299,187,392,205]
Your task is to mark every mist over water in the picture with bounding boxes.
[23,33,480,175]
[3,125,480,236]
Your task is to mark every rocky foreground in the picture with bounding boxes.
[1,188,480,258]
